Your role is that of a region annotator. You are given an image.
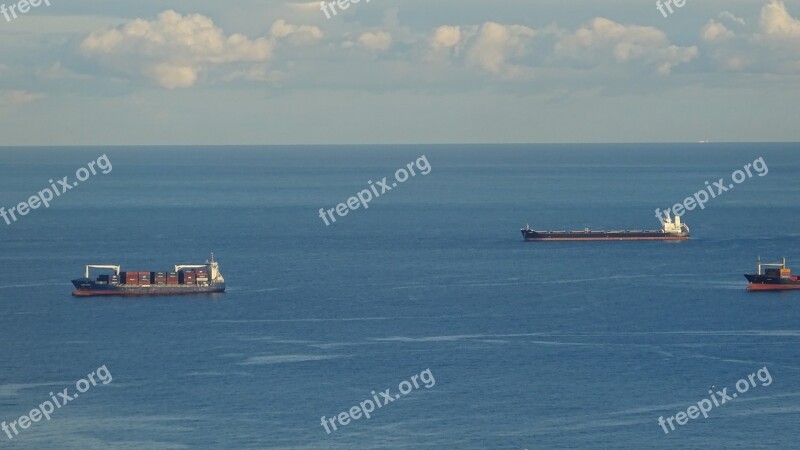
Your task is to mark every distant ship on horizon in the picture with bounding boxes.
[521,214,690,241]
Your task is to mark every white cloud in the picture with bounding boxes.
[430,25,462,51]
[424,18,698,78]
[702,21,734,42]
[80,10,273,88]
[0,90,45,108]
[554,18,697,75]
[760,0,800,40]
[466,22,536,77]
[703,1,800,73]
[719,11,746,27]
[357,31,392,51]
[146,64,198,89]
[271,19,323,45]
[35,62,91,81]
[287,2,321,12]
[426,25,463,63]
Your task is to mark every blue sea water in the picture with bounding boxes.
[0,144,799,449]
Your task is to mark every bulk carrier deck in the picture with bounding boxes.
[521,213,690,241]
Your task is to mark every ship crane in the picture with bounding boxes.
[756,257,787,276]
[84,265,121,278]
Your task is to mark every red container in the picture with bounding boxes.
[124,272,139,285]
[166,278,179,285]
[179,270,195,284]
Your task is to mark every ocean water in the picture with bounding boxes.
[0,144,799,449]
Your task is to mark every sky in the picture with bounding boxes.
[0,0,799,145]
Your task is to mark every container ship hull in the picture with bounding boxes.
[744,258,800,291]
[71,254,226,297]
[744,277,800,291]
[71,280,225,297]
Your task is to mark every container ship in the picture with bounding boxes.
[521,213,690,241]
[745,257,800,291]
[71,254,225,297]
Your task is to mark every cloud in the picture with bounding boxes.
[554,18,698,75]
[760,0,800,40]
[702,21,734,42]
[430,25,462,51]
[426,25,463,63]
[424,18,698,79]
[466,22,536,77]
[271,19,323,45]
[719,11,746,27]
[703,1,800,73]
[80,10,273,88]
[754,0,800,72]
[0,90,45,108]
[287,2,321,12]
[357,31,392,51]
[35,62,91,81]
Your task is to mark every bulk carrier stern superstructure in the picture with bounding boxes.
[71,253,226,297]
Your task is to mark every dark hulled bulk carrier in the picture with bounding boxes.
[71,254,225,296]
[521,213,690,241]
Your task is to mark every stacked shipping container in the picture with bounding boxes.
[180,270,197,285]
[154,272,167,285]
[196,268,209,285]
[119,269,210,286]
[123,272,139,285]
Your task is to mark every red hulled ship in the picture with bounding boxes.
[745,257,800,292]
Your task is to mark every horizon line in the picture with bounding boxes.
[0,141,798,148]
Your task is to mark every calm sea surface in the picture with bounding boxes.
[0,144,799,449]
